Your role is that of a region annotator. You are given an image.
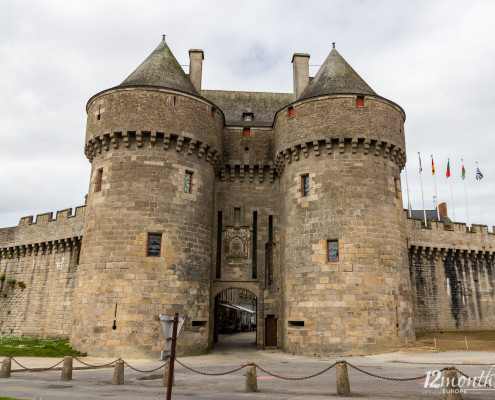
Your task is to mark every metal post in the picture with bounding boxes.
[166,313,179,400]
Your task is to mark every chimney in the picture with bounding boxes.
[292,53,310,101]
[438,202,448,218]
[189,49,204,94]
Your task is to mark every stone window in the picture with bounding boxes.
[233,207,241,227]
[301,174,310,197]
[95,168,103,192]
[288,106,295,118]
[356,96,365,107]
[210,106,216,117]
[327,240,339,262]
[96,105,102,121]
[184,171,193,193]
[243,128,251,138]
[147,234,162,257]
[243,112,253,121]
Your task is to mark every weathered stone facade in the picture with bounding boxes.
[1,39,495,358]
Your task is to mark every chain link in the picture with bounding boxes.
[176,358,248,376]
[455,367,495,389]
[253,361,339,381]
[121,359,166,373]
[72,356,120,368]
[345,361,427,381]
[11,357,64,372]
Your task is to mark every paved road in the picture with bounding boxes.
[1,332,495,399]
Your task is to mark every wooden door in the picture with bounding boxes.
[265,315,277,347]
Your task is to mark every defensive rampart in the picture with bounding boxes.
[0,207,85,337]
[406,213,495,331]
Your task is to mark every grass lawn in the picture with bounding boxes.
[0,336,86,357]
[0,398,28,400]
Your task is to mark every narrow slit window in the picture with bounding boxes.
[184,171,192,193]
[327,240,339,262]
[356,96,365,107]
[301,174,309,197]
[147,234,162,257]
[243,128,251,138]
[288,106,295,118]
[95,168,103,192]
[210,107,215,117]
[173,96,177,106]
[96,105,102,121]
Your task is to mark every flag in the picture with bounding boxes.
[431,158,435,175]
[462,165,466,180]
[476,167,484,181]
[418,154,422,173]
[446,160,450,178]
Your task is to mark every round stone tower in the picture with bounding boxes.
[275,46,415,354]
[70,38,222,357]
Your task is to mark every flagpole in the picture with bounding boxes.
[431,155,440,220]
[448,158,456,222]
[404,166,412,218]
[476,162,484,224]
[419,153,427,227]
[462,160,470,227]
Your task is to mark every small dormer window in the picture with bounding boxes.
[243,112,253,122]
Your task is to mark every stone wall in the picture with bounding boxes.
[407,216,495,331]
[0,207,85,337]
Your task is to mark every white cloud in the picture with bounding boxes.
[0,0,494,228]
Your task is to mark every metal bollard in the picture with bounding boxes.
[245,365,257,392]
[336,362,351,396]
[61,356,73,381]
[444,369,462,400]
[112,360,125,385]
[0,357,12,378]
[162,360,175,387]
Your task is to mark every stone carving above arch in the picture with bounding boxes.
[224,228,249,259]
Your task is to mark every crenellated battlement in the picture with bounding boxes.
[406,210,495,258]
[218,162,276,183]
[274,137,406,175]
[85,130,222,172]
[19,206,86,226]
[0,206,86,250]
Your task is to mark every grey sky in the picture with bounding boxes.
[1,0,494,229]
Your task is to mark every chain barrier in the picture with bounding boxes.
[11,357,65,372]
[7,355,495,390]
[345,361,427,381]
[72,356,120,368]
[455,367,495,389]
[176,358,248,376]
[253,361,340,381]
[121,359,166,373]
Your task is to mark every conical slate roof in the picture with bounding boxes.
[299,47,376,100]
[120,39,198,95]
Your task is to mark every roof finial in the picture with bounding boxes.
[162,35,166,42]
[332,42,335,49]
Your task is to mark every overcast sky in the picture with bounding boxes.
[1,0,494,230]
